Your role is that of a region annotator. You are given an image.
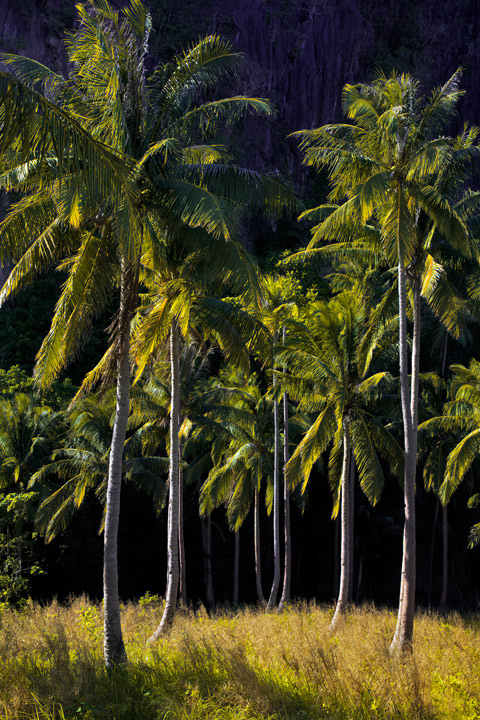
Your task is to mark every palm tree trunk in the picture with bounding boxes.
[331,419,351,630]
[178,434,187,606]
[103,263,130,668]
[427,498,439,607]
[233,529,240,604]
[439,503,448,611]
[254,484,265,604]
[149,320,181,640]
[278,347,291,612]
[347,452,355,604]
[267,340,281,611]
[201,514,215,609]
[390,267,418,654]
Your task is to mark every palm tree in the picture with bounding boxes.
[0,0,295,664]
[420,359,480,552]
[198,367,277,605]
[283,292,402,629]
[417,373,452,610]
[133,238,268,636]
[293,70,478,651]
[0,393,60,493]
[30,392,168,543]
[245,274,299,610]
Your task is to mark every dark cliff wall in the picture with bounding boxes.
[0,0,479,168]
[1,0,479,173]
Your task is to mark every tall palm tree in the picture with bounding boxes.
[283,292,402,629]
[245,274,299,610]
[0,0,295,664]
[133,239,267,637]
[293,70,477,651]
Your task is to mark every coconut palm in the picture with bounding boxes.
[243,274,300,610]
[417,373,453,609]
[30,392,168,543]
[0,0,295,664]
[293,70,479,651]
[198,367,280,605]
[283,291,402,629]
[419,359,480,551]
[133,237,267,636]
[0,393,60,493]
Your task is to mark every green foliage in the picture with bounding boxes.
[0,491,42,605]
[0,365,33,394]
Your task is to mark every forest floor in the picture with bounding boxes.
[1,598,479,719]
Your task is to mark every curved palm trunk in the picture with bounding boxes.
[278,358,291,612]
[149,320,181,640]
[390,268,419,654]
[233,529,240,604]
[439,503,448,611]
[331,420,351,631]
[267,345,281,611]
[254,484,265,604]
[103,264,131,669]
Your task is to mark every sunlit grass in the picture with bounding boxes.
[1,598,479,719]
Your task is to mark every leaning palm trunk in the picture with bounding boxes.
[254,484,265,604]
[390,266,418,653]
[149,320,181,640]
[331,419,351,630]
[278,365,291,612]
[103,264,131,668]
[267,352,281,611]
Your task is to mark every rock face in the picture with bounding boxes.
[0,0,479,165]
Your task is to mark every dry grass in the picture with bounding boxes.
[0,598,479,719]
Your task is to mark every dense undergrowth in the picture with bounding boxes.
[1,599,479,719]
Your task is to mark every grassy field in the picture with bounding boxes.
[1,598,479,719]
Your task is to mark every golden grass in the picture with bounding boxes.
[0,599,479,719]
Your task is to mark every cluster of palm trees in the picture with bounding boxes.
[0,0,479,669]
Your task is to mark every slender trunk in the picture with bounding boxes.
[347,452,355,604]
[149,320,181,640]
[441,330,448,378]
[427,498,439,607]
[439,503,448,611]
[233,529,240,604]
[267,333,281,611]
[333,514,340,598]
[103,263,131,668]
[331,419,351,630]
[201,514,214,609]
[178,434,186,606]
[355,555,363,604]
[254,484,265,604]
[279,330,291,612]
[390,268,418,654]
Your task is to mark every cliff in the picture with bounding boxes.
[1,0,479,171]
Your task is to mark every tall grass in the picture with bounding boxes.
[1,599,479,719]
